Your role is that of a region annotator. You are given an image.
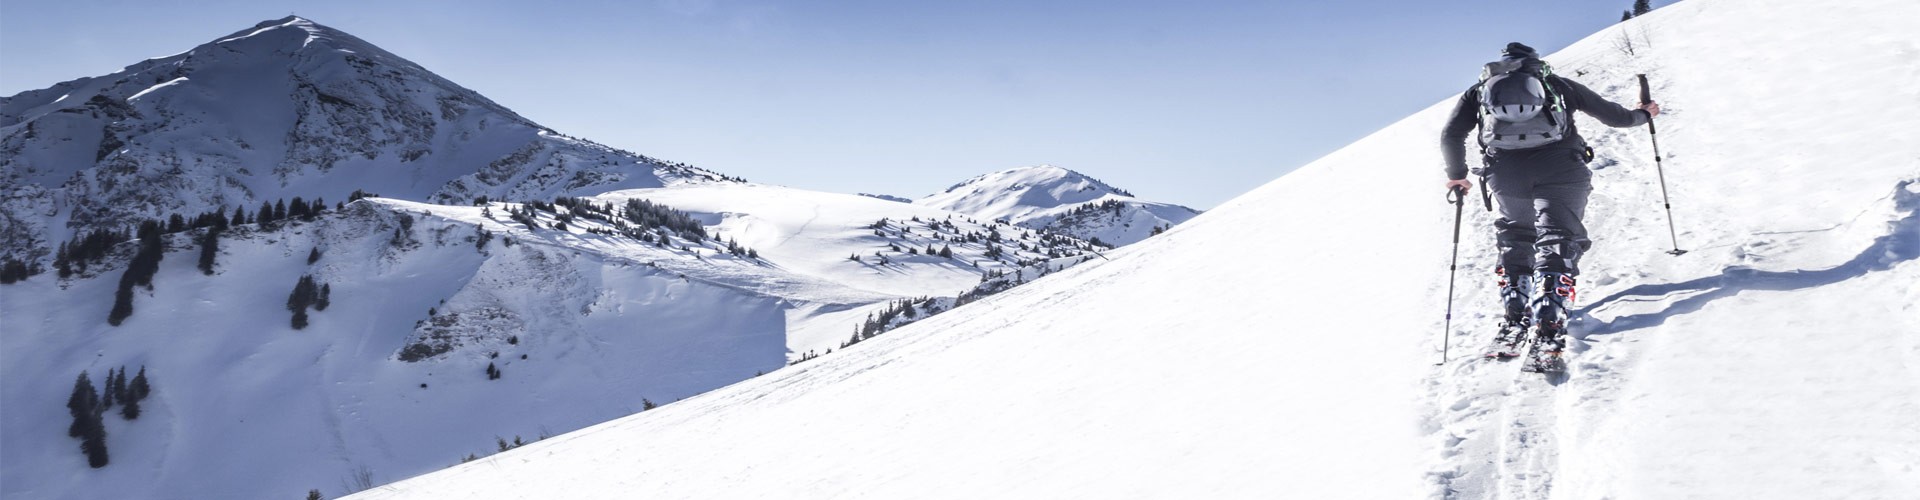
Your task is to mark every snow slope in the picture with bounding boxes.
[917,165,1200,246]
[0,16,731,264]
[350,0,1920,497]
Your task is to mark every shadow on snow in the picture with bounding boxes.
[1576,178,1919,337]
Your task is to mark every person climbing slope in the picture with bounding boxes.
[1439,42,1661,373]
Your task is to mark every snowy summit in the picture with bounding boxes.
[916,165,1199,246]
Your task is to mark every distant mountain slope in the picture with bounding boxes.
[348,0,1920,498]
[0,16,733,264]
[916,165,1199,245]
[0,181,1111,499]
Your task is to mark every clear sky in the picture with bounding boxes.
[1,0,1672,209]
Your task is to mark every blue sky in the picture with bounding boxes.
[1,0,1670,209]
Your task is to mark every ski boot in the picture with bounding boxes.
[1521,272,1576,374]
[1486,267,1532,359]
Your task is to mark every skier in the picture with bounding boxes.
[1439,42,1660,372]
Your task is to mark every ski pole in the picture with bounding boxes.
[1440,185,1466,365]
[1637,74,1687,256]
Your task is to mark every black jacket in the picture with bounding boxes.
[1441,75,1651,180]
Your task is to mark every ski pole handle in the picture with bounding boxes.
[1637,74,1657,135]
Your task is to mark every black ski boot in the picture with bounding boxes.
[1486,267,1532,359]
[1521,272,1576,374]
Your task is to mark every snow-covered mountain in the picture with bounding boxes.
[347,0,1920,498]
[0,16,735,265]
[0,17,1117,500]
[916,165,1200,246]
[0,181,1110,499]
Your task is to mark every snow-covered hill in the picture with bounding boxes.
[347,0,1920,498]
[0,180,1110,499]
[916,165,1200,246]
[0,16,734,265]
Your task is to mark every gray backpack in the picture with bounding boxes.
[1476,58,1569,151]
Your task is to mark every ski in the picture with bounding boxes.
[1518,346,1565,374]
[1483,320,1527,359]
[1518,326,1568,374]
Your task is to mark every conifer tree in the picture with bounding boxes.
[198,227,221,275]
[289,197,309,220]
[119,389,141,420]
[287,275,319,329]
[130,366,150,401]
[101,369,119,410]
[233,206,248,225]
[273,200,288,221]
[259,201,275,224]
[56,242,73,278]
[315,283,331,311]
[67,372,97,437]
[115,366,130,402]
[108,282,135,326]
[66,371,109,467]
[308,489,324,500]
[308,247,321,264]
[1632,0,1651,16]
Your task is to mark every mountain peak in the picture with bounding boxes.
[959,165,1126,195]
[915,165,1197,246]
[926,165,1133,209]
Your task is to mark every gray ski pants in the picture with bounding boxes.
[1483,148,1593,276]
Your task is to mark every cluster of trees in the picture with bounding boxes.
[53,228,124,278]
[484,362,502,380]
[842,297,932,348]
[619,198,707,241]
[1622,0,1652,21]
[1065,199,1129,217]
[65,366,152,468]
[251,197,331,226]
[4,188,365,286]
[48,193,340,282]
[493,196,752,257]
[0,257,39,283]
[286,275,331,329]
[107,221,165,326]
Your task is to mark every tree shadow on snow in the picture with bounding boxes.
[1575,178,1919,337]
